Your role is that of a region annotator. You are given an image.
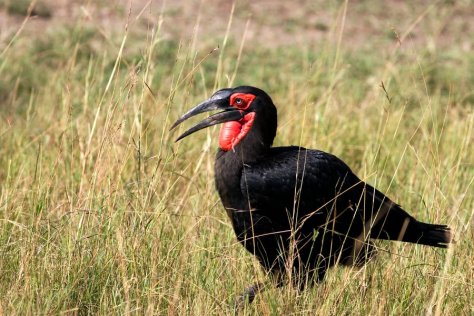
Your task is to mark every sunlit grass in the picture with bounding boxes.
[0,1,473,315]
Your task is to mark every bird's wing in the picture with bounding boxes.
[239,146,452,248]
[240,146,361,227]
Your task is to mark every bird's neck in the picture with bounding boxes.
[219,126,271,162]
[214,137,269,212]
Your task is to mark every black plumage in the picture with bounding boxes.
[171,86,452,302]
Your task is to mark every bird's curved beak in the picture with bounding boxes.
[170,90,243,142]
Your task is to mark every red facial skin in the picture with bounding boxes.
[218,93,256,151]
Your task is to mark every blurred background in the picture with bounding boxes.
[1,0,473,50]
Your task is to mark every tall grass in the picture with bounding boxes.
[0,1,473,315]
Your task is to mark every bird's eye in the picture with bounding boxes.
[235,98,243,105]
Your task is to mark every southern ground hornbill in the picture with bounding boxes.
[171,86,452,305]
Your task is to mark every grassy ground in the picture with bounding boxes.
[0,1,473,315]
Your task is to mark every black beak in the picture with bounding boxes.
[170,89,243,141]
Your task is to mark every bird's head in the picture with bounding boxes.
[171,86,277,152]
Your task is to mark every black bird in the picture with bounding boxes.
[171,86,452,304]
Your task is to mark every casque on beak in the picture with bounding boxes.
[170,89,243,142]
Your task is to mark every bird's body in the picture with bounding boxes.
[215,145,449,285]
[171,86,451,300]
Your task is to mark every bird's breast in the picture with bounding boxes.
[214,150,246,211]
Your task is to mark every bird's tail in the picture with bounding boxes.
[364,186,453,248]
[400,221,452,248]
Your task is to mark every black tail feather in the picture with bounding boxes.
[365,186,452,248]
[402,222,452,248]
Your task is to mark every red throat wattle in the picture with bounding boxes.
[218,112,255,151]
